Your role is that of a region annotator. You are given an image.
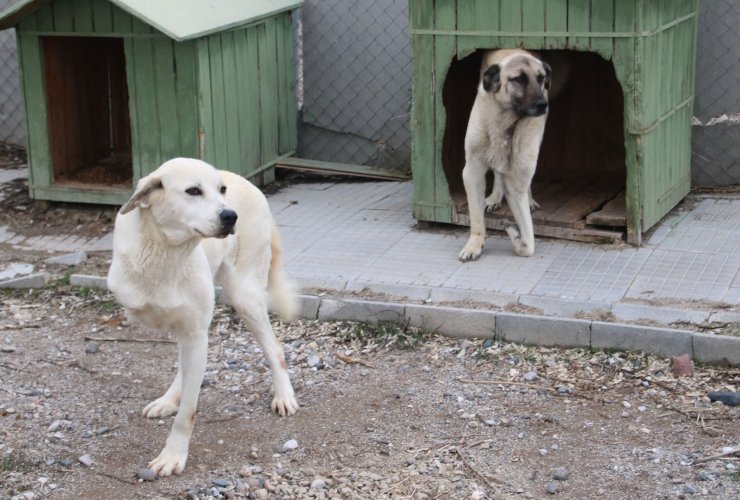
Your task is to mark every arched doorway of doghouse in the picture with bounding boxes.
[442,49,627,243]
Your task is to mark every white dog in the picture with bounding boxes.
[459,49,551,260]
[107,158,298,476]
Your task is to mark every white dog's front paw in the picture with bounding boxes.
[143,397,179,418]
[459,236,485,262]
[148,446,188,477]
[271,392,299,417]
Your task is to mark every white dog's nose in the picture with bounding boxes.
[219,209,238,227]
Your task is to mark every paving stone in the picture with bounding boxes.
[69,274,108,290]
[518,295,612,318]
[427,288,517,307]
[346,281,431,301]
[496,313,591,348]
[708,311,740,323]
[612,303,710,324]
[45,251,87,266]
[317,298,404,324]
[0,272,50,289]
[591,322,693,359]
[405,304,495,339]
[297,295,321,320]
[693,333,740,366]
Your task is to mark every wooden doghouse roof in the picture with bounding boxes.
[0,0,302,40]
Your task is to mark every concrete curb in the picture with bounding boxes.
[61,274,740,367]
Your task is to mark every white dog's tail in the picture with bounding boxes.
[268,225,299,321]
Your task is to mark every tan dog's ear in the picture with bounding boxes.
[542,61,552,90]
[482,64,501,93]
[119,176,164,214]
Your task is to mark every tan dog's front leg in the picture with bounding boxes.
[485,171,505,212]
[459,161,488,262]
[148,335,207,476]
[503,176,535,257]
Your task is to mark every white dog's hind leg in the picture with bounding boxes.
[459,162,488,262]
[503,178,535,257]
[148,335,207,476]
[485,171,505,212]
[142,343,182,418]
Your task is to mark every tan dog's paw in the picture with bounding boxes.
[485,192,504,212]
[272,393,299,417]
[142,397,179,418]
[148,446,188,477]
[529,197,540,212]
[505,224,534,257]
[459,236,485,262]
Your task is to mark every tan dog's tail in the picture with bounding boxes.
[268,224,299,321]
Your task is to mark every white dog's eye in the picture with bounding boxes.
[185,187,202,196]
[220,186,227,195]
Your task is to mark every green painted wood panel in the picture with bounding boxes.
[521,0,545,49]
[257,18,280,183]
[173,41,199,157]
[92,1,114,32]
[433,0,455,223]
[590,0,614,59]
[235,27,261,174]
[545,0,568,49]
[567,0,590,50]
[277,12,296,156]
[499,0,522,49]
[220,32,244,175]
[195,38,214,164]
[151,38,180,162]
[410,0,436,222]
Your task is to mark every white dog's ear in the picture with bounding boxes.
[482,64,501,93]
[119,175,164,214]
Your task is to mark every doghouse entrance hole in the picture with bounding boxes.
[42,36,132,187]
[442,50,627,241]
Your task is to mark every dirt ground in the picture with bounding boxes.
[1,284,739,500]
[1,146,740,499]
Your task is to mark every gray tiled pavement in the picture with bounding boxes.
[1,167,739,324]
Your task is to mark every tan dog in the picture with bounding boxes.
[107,158,298,476]
[459,49,551,260]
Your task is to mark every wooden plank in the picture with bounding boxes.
[235,27,261,173]
[123,37,141,180]
[258,18,280,181]
[112,3,133,33]
[276,13,294,155]
[173,41,199,158]
[130,38,161,173]
[587,191,626,227]
[92,1,113,33]
[18,33,51,191]
[195,39,214,163]
[521,0,545,49]
[499,0,522,49]
[545,184,622,227]
[410,0,436,222]
[590,0,614,59]
[34,5,53,31]
[433,0,455,223]
[567,0,590,50]
[51,0,75,32]
[151,38,179,160]
[207,34,228,168]
[453,211,624,244]
[276,157,411,181]
[72,0,93,32]
[544,0,568,49]
[220,32,243,174]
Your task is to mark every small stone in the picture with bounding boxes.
[523,371,538,382]
[254,489,268,499]
[95,426,109,435]
[212,478,230,488]
[78,454,93,467]
[552,467,569,480]
[539,449,548,456]
[307,355,321,368]
[546,482,559,495]
[281,439,299,452]
[137,468,157,482]
[59,458,72,467]
[239,465,252,477]
[482,339,495,349]
[671,354,694,377]
[85,343,99,354]
[698,471,711,482]
[310,478,328,490]
[557,386,571,394]
[683,483,696,495]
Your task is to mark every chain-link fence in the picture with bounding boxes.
[0,0,24,147]
[1,0,738,184]
[691,0,740,186]
[297,0,412,170]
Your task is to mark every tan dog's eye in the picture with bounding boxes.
[220,186,227,195]
[185,187,202,196]
[512,74,528,84]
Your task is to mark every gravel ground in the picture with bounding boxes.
[1,285,739,500]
